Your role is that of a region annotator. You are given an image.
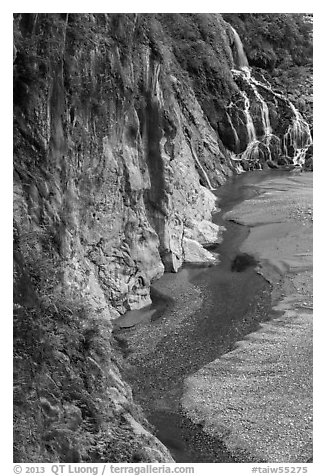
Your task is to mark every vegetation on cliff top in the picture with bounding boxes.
[222,13,312,71]
[13,13,237,137]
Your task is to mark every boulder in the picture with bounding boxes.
[184,219,225,245]
[182,237,218,265]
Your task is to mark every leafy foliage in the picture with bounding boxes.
[158,13,236,99]
[222,13,313,71]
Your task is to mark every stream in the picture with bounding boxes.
[114,169,290,463]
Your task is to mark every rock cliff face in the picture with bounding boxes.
[14,14,235,312]
[13,13,312,463]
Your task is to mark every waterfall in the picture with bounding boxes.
[249,73,272,137]
[241,68,312,164]
[239,90,256,142]
[257,78,313,165]
[227,25,312,170]
[231,67,312,169]
[231,141,263,167]
[283,102,312,166]
[230,142,263,170]
[230,26,249,69]
[234,67,272,138]
[233,160,245,174]
[241,140,261,164]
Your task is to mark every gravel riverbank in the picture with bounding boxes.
[115,171,281,462]
[182,172,313,462]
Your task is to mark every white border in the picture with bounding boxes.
[4,3,324,473]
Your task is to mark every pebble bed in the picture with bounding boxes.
[182,173,313,462]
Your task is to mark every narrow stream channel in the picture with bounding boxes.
[114,170,290,463]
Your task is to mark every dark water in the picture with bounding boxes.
[116,170,290,463]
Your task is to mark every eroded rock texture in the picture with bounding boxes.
[14,13,237,463]
[14,14,236,313]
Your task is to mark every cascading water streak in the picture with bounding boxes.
[189,142,216,190]
[228,23,312,169]
[225,110,240,150]
[239,90,256,142]
[283,102,312,166]
[230,26,249,69]
[244,68,272,137]
[234,67,272,139]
